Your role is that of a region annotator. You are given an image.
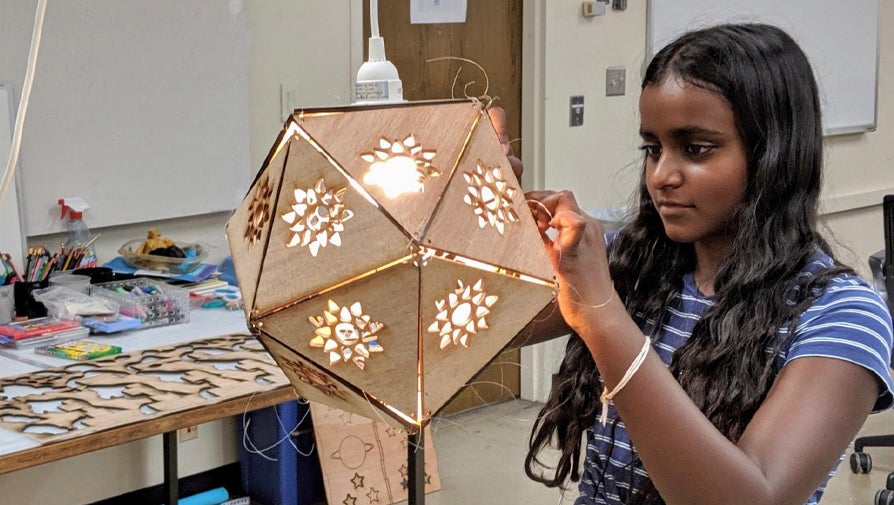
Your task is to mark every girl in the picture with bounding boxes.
[522,24,894,505]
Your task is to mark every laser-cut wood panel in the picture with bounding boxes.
[0,335,288,443]
[310,403,441,505]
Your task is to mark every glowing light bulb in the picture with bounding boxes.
[361,136,438,198]
[363,155,424,197]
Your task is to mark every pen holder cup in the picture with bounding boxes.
[49,273,92,295]
[0,285,14,324]
[14,280,49,318]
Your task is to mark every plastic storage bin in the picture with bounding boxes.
[88,278,189,328]
[239,400,325,505]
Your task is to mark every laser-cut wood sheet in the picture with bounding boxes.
[310,403,441,505]
[0,334,289,443]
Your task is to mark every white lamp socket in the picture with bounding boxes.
[354,37,404,104]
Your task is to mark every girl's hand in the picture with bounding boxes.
[525,190,619,336]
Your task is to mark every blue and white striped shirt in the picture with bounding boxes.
[576,251,894,505]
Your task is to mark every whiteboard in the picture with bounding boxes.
[647,0,879,135]
[0,1,250,236]
[0,83,26,269]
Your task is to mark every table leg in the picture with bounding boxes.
[163,430,179,505]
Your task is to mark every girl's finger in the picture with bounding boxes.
[550,209,586,252]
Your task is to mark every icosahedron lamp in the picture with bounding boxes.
[226,100,556,429]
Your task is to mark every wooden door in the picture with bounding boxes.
[363,0,524,414]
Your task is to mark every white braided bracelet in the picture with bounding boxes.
[599,335,652,426]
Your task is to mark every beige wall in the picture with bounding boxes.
[4,0,893,501]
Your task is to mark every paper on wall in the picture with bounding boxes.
[410,0,467,24]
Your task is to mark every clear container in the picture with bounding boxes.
[117,239,206,274]
[88,278,190,328]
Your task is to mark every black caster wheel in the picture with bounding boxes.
[887,472,894,491]
[852,451,872,473]
[876,488,894,505]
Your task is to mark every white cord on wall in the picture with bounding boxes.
[1,0,47,213]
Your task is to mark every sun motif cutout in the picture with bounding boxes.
[244,173,272,246]
[463,162,519,235]
[282,178,354,257]
[361,135,438,197]
[310,300,384,370]
[427,279,499,349]
[280,357,347,400]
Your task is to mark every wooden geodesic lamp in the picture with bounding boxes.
[226,100,555,429]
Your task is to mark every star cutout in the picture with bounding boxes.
[342,494,357,505]
[366,487,380,503]
[351,472,365,489]
[399,463,408,479]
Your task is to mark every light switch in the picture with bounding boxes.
[606,67,626,96]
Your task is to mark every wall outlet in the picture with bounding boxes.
[581,1,606,18]
[570,95,584,127]
[178,425,198,443]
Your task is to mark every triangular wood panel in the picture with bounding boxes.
[260,335,407,428]
[257,261,422,422]
[294,101,480,240]
[226,131,289,318]
[419,256,555,416]
[252,133,412,316]
[423,116,555,282]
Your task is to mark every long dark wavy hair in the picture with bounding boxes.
[524,24,854,504]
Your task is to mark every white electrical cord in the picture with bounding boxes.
[1,0,47,213]
[354,0,403,103]
[370,0,380,38]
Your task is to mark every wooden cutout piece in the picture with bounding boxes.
[310,402,441,505]
[0,334,289,443]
